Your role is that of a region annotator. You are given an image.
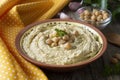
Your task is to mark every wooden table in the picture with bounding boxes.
[43,22,120,80]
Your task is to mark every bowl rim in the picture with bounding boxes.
[15,19,107,69]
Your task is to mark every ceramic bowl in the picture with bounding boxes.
[15,19,107,71]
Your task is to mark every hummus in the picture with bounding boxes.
[21,21,102,65]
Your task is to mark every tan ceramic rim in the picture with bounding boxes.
[15,19,107,69]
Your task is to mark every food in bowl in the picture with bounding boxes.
[79,9,109,23]
[76,6,112,29]
[19,20,103,65]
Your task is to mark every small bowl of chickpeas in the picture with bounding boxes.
[76,6,112,29]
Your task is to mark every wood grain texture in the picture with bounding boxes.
[43,22,120,80]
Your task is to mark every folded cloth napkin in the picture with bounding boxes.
[0,0,69,80]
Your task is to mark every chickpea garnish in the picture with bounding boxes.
[52,37,60,43]
[70,35,75,42]
[84,10,90,16]
[73,31,79,37]
[51,42,58,47]
[46,39,53,45]
[62,35,69,41]
[64,42,72,50]
[46,29,78,50]
[58,39,66,45]
[49,31,57,38]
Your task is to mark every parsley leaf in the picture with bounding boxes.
[55,29,67,37]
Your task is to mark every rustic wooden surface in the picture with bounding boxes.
[43,22,120,80]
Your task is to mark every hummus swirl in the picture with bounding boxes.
[21,22,102,65]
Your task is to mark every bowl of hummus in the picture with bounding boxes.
[16,19,107,71]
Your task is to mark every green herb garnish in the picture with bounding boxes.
[55,29,67,37]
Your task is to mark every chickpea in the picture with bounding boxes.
[69,35,75,42]
[91,12,95,16]
[84,18,88,21]
[73,31,79,37]
[104,12,109,16]
[101,10,107,15]
[84,16,89,21]
[84,15,89,19]
[69,40,73,43]
[103,15,108,20]
[45,39,53,45]
[100,19,104,22]
[79,9,109,26]
[84,10,90,16]
[91,15,96,21]
[49,34,52,38]
[64,42,72,50]
[62,35,69,41]
[58,39,66,45]
[51,42,58,47]
[58,37,62,39]
[103,13,109,20]
[52,37,59,43]
[45,35,49,39]
[80,13,84,18]
[49,31,57,38]
[80,15,84,20]
[98,15,103,19]
[94,11,100,16]
[97,15,103,21]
